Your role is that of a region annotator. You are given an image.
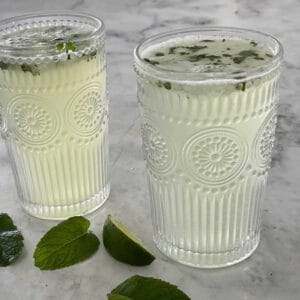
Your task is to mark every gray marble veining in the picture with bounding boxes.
[0,0,299,299]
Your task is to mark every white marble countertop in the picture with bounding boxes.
[0,1,299,299]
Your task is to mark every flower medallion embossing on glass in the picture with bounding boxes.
[7,96,59,145]
[141,122,174,174]
[254,108,277,169]
[67,83,105,137]
[183,128,247,185]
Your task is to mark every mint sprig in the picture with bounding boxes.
[109,275,191,300]
[56,41,77,60]
[0,213,24,266]
[33,216,100,270]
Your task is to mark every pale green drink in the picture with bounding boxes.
[134,28,283,268]
[0,13,109,219]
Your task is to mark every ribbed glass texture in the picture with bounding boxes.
[0,14,109,219]
[137,72,280,268]
[134,27,283,268]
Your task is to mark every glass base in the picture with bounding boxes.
[154,233,260,268]
[21,183,110,220]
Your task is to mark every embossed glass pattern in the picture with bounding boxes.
[134,28,283,268]
[0,13,109,219]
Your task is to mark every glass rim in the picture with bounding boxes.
[134,26,284,83]
[0,11,105,59]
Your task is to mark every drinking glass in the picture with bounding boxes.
[0,13,109,219]
[134,27,283,268]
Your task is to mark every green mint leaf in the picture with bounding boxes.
[233,56,245,64]
[235,82,246,92]
[250,41,258,46]
[238,50,258,57]
[21,64,40,76]
[110,275,191,300]
[188,54,207,62]
[33,216,100,270]
[56,43,64,51]
[0,213,24,266]
[65,41,77,52]
[143,58,160,65]
[56,41,77,60]
[107,294,133,300]
[168,46,177,54]
[0,61,9,70]
[184,45,207,52]
[232,50,259,64]
[163,82,172,90]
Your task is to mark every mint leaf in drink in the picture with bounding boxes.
[239,50,258,57]
[21,64,40,76]
[232,50,259,64]
[0,61,8,70]
[65,41,77,52]
[109,275,191,300]
[56,41,77,60]
[184,45,207,52]
[56,43,64,51]
[235,81,246,92]
[0,213,24,266]
[34,216,100,270]
[143,58,160,65]
[163,82,172,90]
[250,41,258,46]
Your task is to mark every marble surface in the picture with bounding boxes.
[0,0,299,299]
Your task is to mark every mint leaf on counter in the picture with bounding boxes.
[34,216,100,270]
[0,213,24,266]
[109,275,191,300]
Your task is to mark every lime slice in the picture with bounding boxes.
[103,215,155,266]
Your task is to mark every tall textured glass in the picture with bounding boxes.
[134,28,283,268]
[0,13,109,219]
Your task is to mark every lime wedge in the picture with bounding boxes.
[103,215,155,266]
